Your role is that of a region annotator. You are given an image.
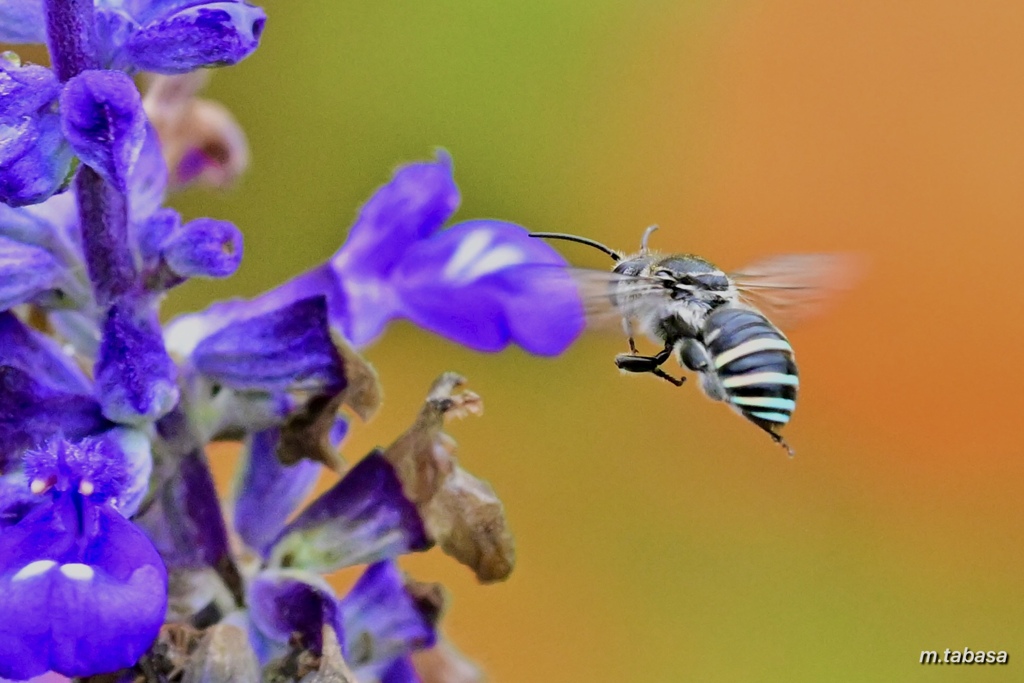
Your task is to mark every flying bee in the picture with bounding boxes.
[531,226,856,455]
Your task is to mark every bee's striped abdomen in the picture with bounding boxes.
[703,306,798,448]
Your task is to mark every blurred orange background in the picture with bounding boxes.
[164,0,1024,680]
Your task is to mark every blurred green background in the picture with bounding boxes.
[167,1,1023,680]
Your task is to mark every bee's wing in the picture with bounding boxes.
[729,253,863,329]
[567,267,673,331]
[519,264,669,332]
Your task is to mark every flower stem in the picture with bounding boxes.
[75,167,136,305]
[44,0,137,305]
[43,0,98,82]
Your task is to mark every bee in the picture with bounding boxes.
[531,226,855,455]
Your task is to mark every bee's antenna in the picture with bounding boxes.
[529,232,621,262]
[640,224,659,251]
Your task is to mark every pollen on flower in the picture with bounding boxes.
[30,478,51,495]
[79,480,95,496]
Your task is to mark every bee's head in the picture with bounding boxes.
[652,255,734,304]
[612,254,656,277]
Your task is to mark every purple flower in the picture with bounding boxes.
[0,438,167,680]
[60,69,148,193]
[0,53,75,207]
[328,152,585,353]
[94,299,180,424]
[248,561,436,677]
[166,152,586,355]
[231,428,321,554]
[0,0,266,75]
[0,1,46,44]
[0,310,112,467]
[5,11,524,676]
[264,451,429,568]
[121,1,267,74]
[191,295,345,395]
[336,561,437,672]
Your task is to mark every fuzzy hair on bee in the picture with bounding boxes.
[530,226,857,455]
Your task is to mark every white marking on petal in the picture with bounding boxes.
[13,559,56,581]
[163,314,209,357]
[442,232,530,284]
[442,230,492,282]
[60,563,95,581]
[461,245,527,280]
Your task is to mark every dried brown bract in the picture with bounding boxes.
[334,333,383,422]
[412,638,486,683]
[182,624,261,683]
[298,625,358,683]
[277,335,382,471]
[384,373,515,583]
[406,578,447,627]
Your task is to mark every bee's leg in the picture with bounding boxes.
[614,346,686,386]
[650,366,686,387]
[680,338,729,401]
[622,319,639,354]
[679,338,712,372]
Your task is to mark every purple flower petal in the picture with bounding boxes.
[233,428,321,556]
[0,234,69,311]
[0,366,111,470]
[0,311,91,394]
[322,154,583,352]
[60,70,147,192]
[161,217,243,279]
[0,497,167,679]
[128,125,169,225]
[332,152,459,283]
[329,415,349,449]
[164,265,341,358]
[248,569,336,652]
[267,452,429,572]
[137,206,181,270]
[0,56,60,119]
[135,443,231,571]
[104,427,154,518]
[392,220,585,354]
[0,111,75,207]
[0,190,78,252]
[95,299,180,424]
[339,561,436,669]
[94,7,140,72]
[0,439,166,679]
[126,2,267,74]
[379,657,420,683]
[47,308,101,359]
[0,470,41,529]
[0,0,46,44]
[192,295,345,394]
